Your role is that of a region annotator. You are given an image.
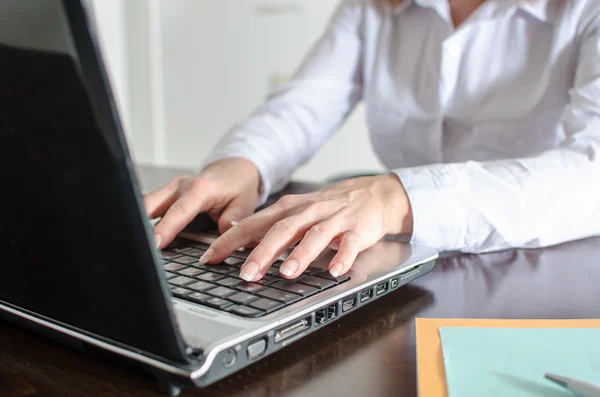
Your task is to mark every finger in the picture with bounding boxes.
[328,230,362,277]
[143,176,186,219]
[201,210,283,266]
[328,235,343,251]
[202,195,300,265]
[154,190,212,249]
[217,194,256,235]
[279,216,347,279]
[238,202,343,281]
[237,215,322,281]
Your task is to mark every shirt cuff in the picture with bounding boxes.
[392,164,465,251]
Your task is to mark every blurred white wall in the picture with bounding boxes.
[91,0,384,183]
[87,0,130,140]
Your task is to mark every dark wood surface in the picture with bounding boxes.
[3,166,600,397]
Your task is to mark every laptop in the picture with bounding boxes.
[0,1,439,395]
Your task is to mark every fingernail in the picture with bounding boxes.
[330,263,344,277]
[280,260,299,277]
[154,234,162,248]
[231,220,239,226]
[240,261,259,281]
[198,248,214,265]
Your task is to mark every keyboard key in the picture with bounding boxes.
[271,280,319,297]
[188,241,211,250]
[169,276,196,287]
[266,267,281,276]
[172,256,198,265]
[313,271,350,283]
[170,287,192,298]
[182,248,205,258]
[186,292,211,304]
[196,273,225,282]
[297,276,337,290]
[224,257,244,266]
[227,305,264,318]
[205,265,236,275]
[206,286,237,299]
[303,266,324,275]
[164,262,186,272]
[258,288,301,304]
[162,251,182,260]
[229,292,259,305]
[250,298,284,313]
[235,282,265,293]
[228,250,249,260]
[178,267,204,277]
[204,298,233,310]
[188,281,216,293]
[216,277,243,288]
[170,246,192,254]
[164,272,178,280]
[254,275,278,286]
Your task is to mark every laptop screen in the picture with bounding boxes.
[0,0,189,364]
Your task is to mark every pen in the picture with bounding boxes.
[545,373,600,397]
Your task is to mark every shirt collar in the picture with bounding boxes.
[391,0,558,25]
[391,0,450,23]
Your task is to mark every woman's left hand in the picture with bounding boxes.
[199,174,414,281]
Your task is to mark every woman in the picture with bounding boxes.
[145,0,600,282]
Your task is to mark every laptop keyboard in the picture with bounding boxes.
[162,240,350,318]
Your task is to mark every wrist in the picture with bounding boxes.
[202,157,261,193]
[380,173,413,236]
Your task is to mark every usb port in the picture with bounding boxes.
[327,304,337,320]
[315,308,327,326]
[376,282,388,296]
[360,288,373,303]
[342,297,356,312]
[390,278,399,290]
[274,317,311,343]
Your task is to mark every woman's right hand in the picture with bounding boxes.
[144,158,261,250]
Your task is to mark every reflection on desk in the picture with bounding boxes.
[417,237,600,320]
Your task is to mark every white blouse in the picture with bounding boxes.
[204,0,600,253]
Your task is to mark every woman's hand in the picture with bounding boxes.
[144,158,260,249]
[200,174,413,281]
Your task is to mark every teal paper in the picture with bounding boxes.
[439,327,600,397]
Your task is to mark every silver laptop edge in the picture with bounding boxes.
[0,240,437,385]
[174,233,438,383]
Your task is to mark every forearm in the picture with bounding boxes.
[394,138,600,252]
[204,85,361,204]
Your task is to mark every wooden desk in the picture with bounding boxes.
[3,166,600,397]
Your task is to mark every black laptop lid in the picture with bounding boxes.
[0,0,190,364]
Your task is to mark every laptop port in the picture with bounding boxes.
[360,288,373,303]
[342,297,356,312]
[400,264,422,280]
[247,338,267,360]
[274,317,311,343]
[327,304,337,320]
[390,278,399,290]
[315,308,327,326]
[376,282,388,296]
[222,348,237,368]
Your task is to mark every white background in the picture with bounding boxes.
[89,0,384,182]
